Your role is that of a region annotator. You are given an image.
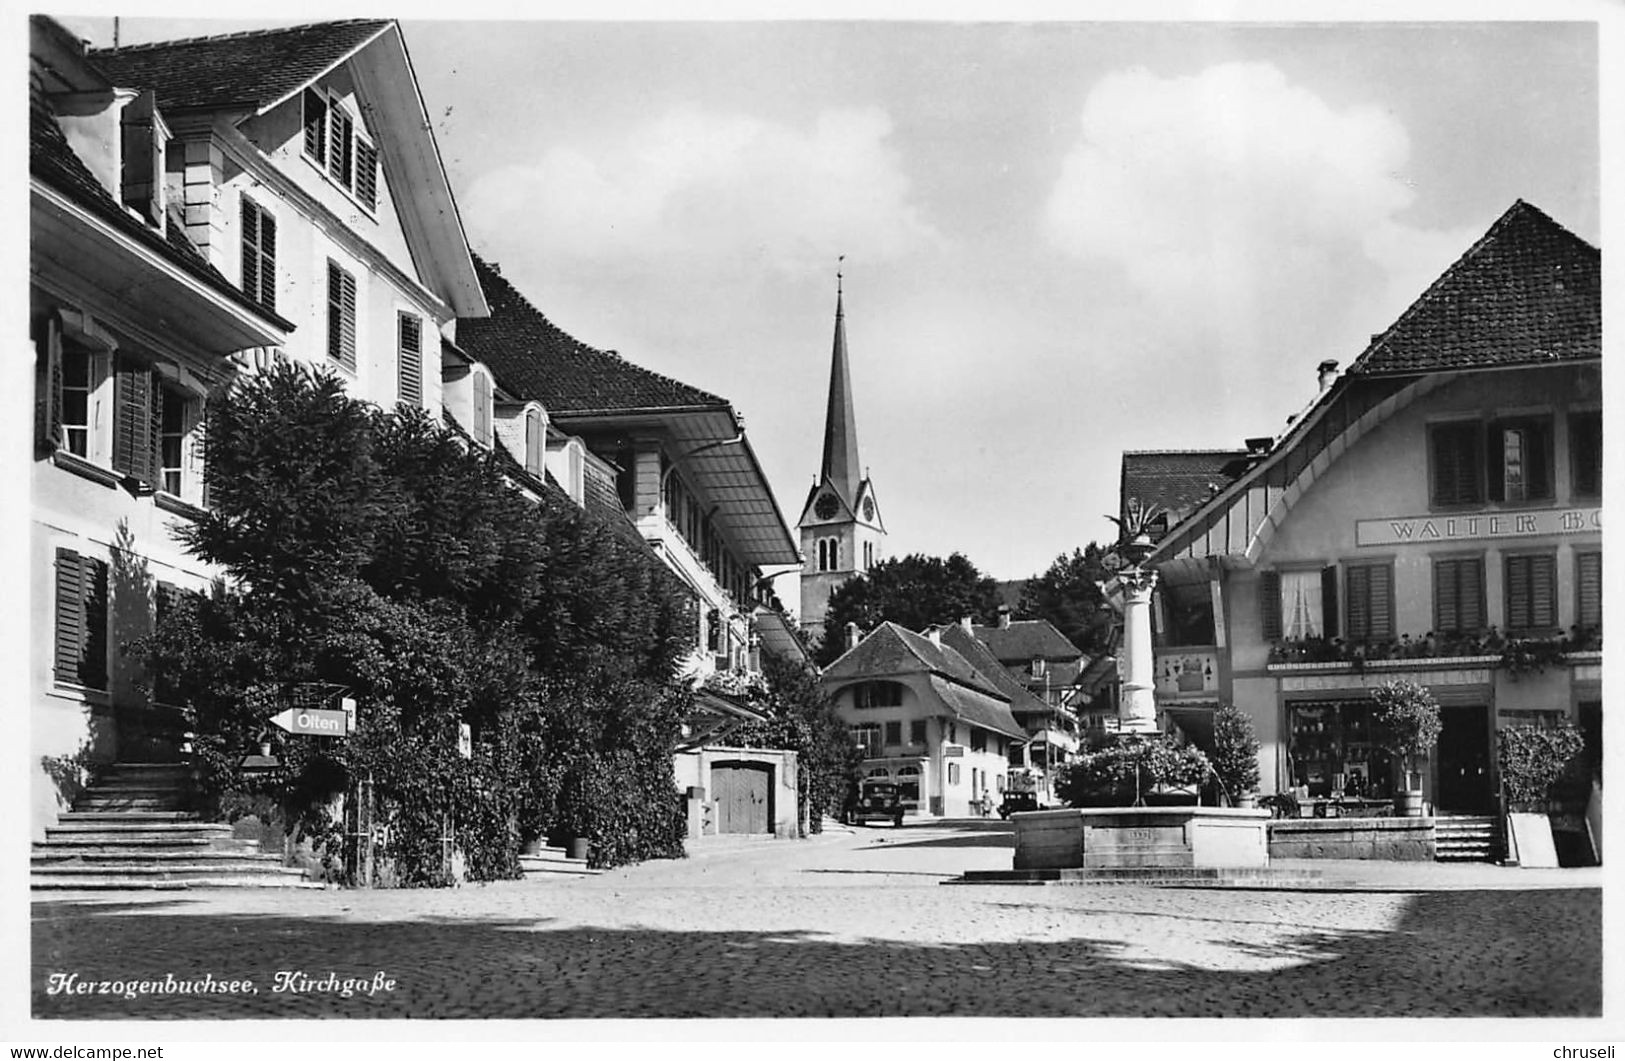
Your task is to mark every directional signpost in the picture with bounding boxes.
[269,707,350,738]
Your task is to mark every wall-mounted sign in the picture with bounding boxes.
[1356,507,1600,548]
[269,707,347,738]
[943,745,965,758]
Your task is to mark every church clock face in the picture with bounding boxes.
[814,492,840,520]
[862,497,875,521]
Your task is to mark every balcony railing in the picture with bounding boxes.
[1267,627,1601,676]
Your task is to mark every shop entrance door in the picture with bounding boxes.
[1435,705,1493,813]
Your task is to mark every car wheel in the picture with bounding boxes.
[893,813,903,827]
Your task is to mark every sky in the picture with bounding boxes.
[54,6,1604,620]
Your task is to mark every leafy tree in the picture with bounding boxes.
[1016,544,1114,657]
[140,362,695,882]
[815,552,1002,665]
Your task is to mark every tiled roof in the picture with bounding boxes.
[970,618,1084,663]
[30,90,291,330]
[821,622,1005,700]
[927,677,1029,743]
[938,624,1057,722]
[1350,200,1600,376]
[87,21,392,113]
[458,255,729,416]
[1120,450,1250,529]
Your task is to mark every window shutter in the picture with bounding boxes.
[1433,423,1481,505]
[119,91,162,226]
[327,263,357,369]
[397,313,422,406]
[1527,420,1552,500]
[1485,425,1506,503]
[240,200,258,305]
[54,549,108,690]
[35,312,63,458]
[1577,553,1602,631]
[329,109,353,187]
[1320,565,1339,640]
[1346,565,1369,639]
[303,89,327,163]
[1530,555,1556,629]
[1433,560,1457,633]
[1460,558,1484,632]
[1259,570,1282,641]
[355,139,378,211]
[113,355,156,487]
[1571,412,1602,496]
[1370,563,1394,639]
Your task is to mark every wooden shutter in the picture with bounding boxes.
[329,108,353,187]
[397,313,422,406]
[1506,554,1557,633]
[1433,422,1481,505]
[1459,558,1484,632]
[240,199,276,311]
[113,354,157,487]
[54,549,108,690]
[327,263,356,369]
[1527,420,1552,500]
[35,312,63,458]
[1320,565,1339,640]
[1571,412,1602,497]
[1259,570,1282,641]
[119,91,162,225]
[1368,563,1394,639]
[1577,552,1602,631]
[302,89,327,163]
[355,139,379,211]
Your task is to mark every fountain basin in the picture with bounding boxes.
[1012,806,1270,870]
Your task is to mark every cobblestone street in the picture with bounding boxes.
[32,820,1602,1020]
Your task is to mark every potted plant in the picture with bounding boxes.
[1373,679,1442,817]
[1209,703,1262,808]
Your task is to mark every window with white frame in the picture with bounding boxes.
[59,338,97,458]
[302,88,379,212]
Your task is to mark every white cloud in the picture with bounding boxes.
[1044,62,1467,347]
[462,105,938,277]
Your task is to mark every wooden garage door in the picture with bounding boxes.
[713,761,772,834]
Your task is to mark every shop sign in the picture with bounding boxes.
[1356,507,1600,548]
[943,745,964,757]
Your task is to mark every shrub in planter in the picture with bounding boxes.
[1209,703,1261,805]
[1373,679,1442,795]
[1497,723,1586,811]
[1056,735,1211,807]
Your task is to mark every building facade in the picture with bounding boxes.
[1132,202,1601,820]
[822,622,1027,817]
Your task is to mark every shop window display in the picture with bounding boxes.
[1287,701,1394,799]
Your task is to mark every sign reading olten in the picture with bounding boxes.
[269,707,349,737]
[1357,507,1600,548]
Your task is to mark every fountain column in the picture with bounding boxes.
[1117,564,1159,734]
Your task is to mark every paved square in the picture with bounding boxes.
[32,821,1602,1019]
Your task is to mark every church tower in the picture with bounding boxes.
[798,269,885,646]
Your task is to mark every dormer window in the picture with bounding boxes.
[302,87,378,213]
[119,90,167,229]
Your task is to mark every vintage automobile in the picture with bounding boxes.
[843,780,905,827]
[998,791,1040,818]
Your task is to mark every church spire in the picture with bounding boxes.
[820,259,862,503]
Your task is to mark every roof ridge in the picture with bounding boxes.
[1123,448,1250,457]
[469,252,729,409]
[1351,199,1597,374]
[88,19,391,55]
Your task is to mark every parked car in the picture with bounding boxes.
[843,781,905,827]
[998,791,1039,818]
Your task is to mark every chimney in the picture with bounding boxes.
[845,622,860,652]
[1317,359,1339,391]
[997,605,1012,630]
[926,626,942,647]
[960,615,973,632]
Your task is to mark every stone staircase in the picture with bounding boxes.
[31,763,318,891]
[520,844,599,879]
[1433,815,1504,863]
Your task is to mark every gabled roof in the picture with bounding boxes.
[87,20,391,114]
[460,255,728,416]
[1349,200,1600,377]
[821,622,1004,700]
[971,618,1083,664]
[30,86,292,333]
[937,624,1059,723]
[90,20,487,318]
[1120,450,1250,530]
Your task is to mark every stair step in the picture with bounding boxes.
[47,822,232,836]
[58,811,203,822]
[31,875,324,891]
[32,861,303,879]
[33,853,284,869]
